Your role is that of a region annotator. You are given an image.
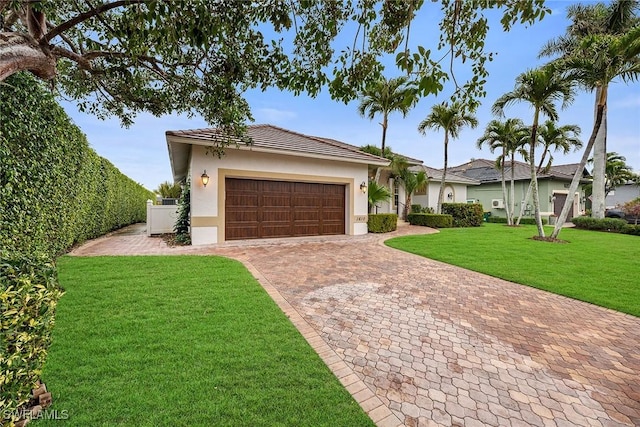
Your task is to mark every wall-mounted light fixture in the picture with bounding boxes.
[360,181,368,194]
[201,170,210,187]
[447,192,453,200]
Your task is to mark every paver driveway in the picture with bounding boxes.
[73,224,640,427]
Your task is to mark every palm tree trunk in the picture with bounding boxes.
[509,154,516,224]
[381,114,388,154]
[551,97,607,239]
[404,193,411,220]
[437,133,448,214]
[500,149,511,225]
[536,147,549,174]
[591,85,608,219]
[529,110,545,237]
[516,180,533,226]
[374,115,389,184]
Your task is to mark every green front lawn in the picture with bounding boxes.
[386,224,640,317]
[38,256,374,426]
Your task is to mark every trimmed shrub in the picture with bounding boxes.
[441,203,483,227]
[622,224,640,236]
[407,213,453,228]
[571,216,628,232]
[410,204,434,214]
[0,254,63,424]
[487,217,548,225]
[368,213,398,233]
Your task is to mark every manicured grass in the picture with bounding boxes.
[386,224,640,317]
[38,256,374,426]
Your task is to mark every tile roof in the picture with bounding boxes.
[166,124,389,165]
[449,159,591,184]
[411,165,480,185]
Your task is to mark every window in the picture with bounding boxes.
[393,180,399,209]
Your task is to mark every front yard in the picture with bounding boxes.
[386,223,640,317]
[37,256,374,426]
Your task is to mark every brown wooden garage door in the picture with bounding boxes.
[225,178,345,240]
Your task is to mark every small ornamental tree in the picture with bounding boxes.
[174,180,191,244]
[622,198,640,225]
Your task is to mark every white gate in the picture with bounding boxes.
[146,200,178,236]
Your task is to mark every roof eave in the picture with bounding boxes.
[166,135,390,168]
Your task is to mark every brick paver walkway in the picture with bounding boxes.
[72,223,640,427]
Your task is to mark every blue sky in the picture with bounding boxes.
[61,1,640,191]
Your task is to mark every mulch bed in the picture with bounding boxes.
[531,236,568,244]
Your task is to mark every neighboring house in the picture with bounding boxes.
[411,166,480,209]
[606,181,640,208]
[369,154,423,215]
[166,124,389,245]
[369,158,479,215]
[449,159,591,220]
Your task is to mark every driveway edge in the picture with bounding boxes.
[240,258,403,427]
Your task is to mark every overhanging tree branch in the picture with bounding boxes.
[44,0,145,43]
[0,32,56,80]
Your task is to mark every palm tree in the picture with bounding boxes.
[536,121,582,174]
[551,29,640,239]
[357,76,416,155]
[418,102,478,214]
[588,152,637,196]
[367,180,392,214]
[493,66,575,237]
[476,118,527,225]
[155,181,182,199]
[395,167,428,220]
[541,0,640,219]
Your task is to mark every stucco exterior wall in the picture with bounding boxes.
[467,179,585,219]
[412,183,469,211]
[188,146,369,244]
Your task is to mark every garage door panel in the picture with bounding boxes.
[226,194,258,207]
[322,197,344,208]
[294,182,324,194]
[262,209,291,221]
[262,194,291,208]
[261,225,294,237]
[293,210,320,221]
[293,226,321,236]
[292,195,322,208]
[323,184,344,194]
[321,224,344,235]
[226,224,259,240]
[226,178,259,191]
[322,210,345,221]
[227,210,259,222]
[225,178,345,240]
[266,181,292,193]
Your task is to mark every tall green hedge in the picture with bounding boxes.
[1,72,153,425]
[1,72,154,258]
[441,203,484,227]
